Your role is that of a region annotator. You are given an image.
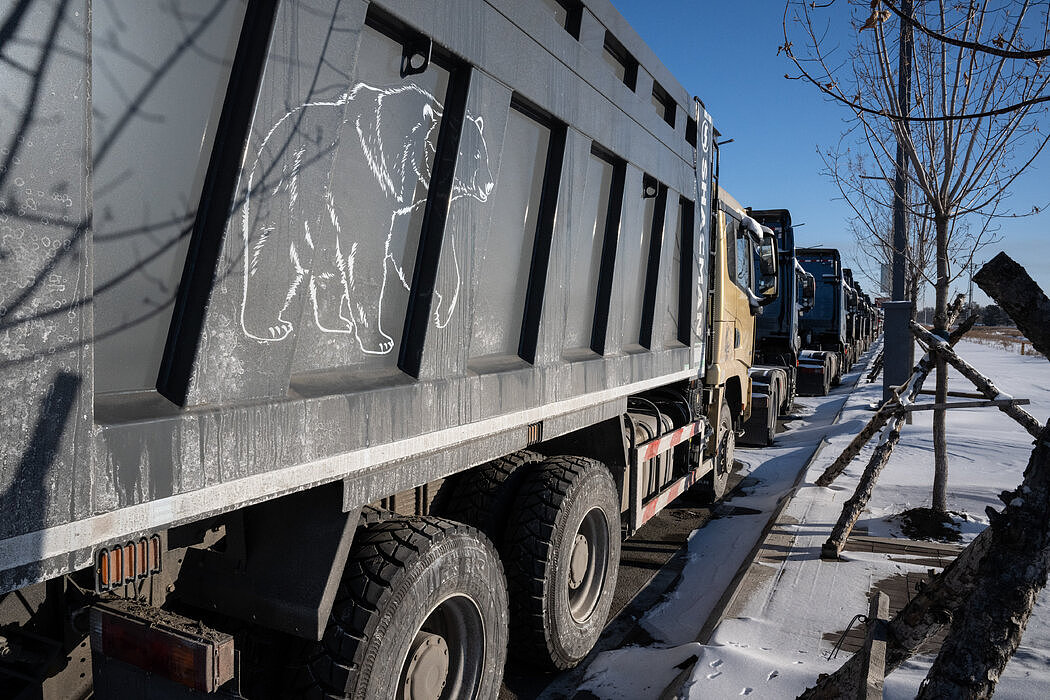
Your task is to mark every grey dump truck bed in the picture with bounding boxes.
[1,0,713,601]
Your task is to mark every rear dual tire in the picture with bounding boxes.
[296,517,508,699]
[504,456,621,670]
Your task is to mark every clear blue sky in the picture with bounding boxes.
[611,0,1050,308]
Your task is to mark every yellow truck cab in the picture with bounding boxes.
[704,186,778,496]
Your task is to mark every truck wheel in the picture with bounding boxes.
[764,395,779,446]
[705,399,734,499]
[504,456,621,670]
[298,517,508,699]
[429,450,545,549]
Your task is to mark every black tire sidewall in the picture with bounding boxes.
[710,400,732,498]
[766,399,777,446]
[544,465,621,666]
[352,526,508,700]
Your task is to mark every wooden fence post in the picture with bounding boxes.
[860,592,890,700]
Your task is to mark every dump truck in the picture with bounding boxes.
[740,209,815,446]
[0,1,778,697]
[797,247,849,395]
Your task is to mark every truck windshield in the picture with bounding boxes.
[800,258,837,328]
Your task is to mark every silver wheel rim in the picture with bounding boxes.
[567,507,611,623]
[398,595,485,700]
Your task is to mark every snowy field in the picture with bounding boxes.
[576,339,1050,699]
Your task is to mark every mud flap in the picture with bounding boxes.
[739,392,772,446]
[175,483,359,641]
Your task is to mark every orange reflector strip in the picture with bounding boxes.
[123,543,134,581]
[96,535,163,591]
[137,540,147,579]
[99,549,110,587]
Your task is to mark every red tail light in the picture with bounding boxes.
[91,600,235,692]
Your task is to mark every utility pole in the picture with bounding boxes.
[883,0,915,405]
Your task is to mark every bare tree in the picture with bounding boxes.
[784,0,1050,512]
[829,146,936,303]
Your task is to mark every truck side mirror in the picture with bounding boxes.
[755,235,778,304]
[801,273,815,311]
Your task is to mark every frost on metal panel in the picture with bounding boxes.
[0,2,92,546]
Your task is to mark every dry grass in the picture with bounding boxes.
[964,326,1042,356]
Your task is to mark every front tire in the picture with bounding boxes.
[298,517,509,699]
[504,456,621,670]
[705,399,734,499]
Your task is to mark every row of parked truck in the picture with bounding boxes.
[741,212,882,445]
[0,1,879,697]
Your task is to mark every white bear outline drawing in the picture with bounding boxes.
[239,82,494,353]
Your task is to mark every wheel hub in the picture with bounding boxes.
[568,533,590,590]
[403,632,449,700]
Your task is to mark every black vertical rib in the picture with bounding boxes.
[398,65,471,378]
[639,184,667,348]
[677,198,694,345]
[518,123,566,364]
[590,159,626,355]
[157,0,280,406]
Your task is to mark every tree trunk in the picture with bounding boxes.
[917,422,1050,698]
[974,252,1050,358]
[931,214,950,513]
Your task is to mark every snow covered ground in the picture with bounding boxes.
[576,339,1050,699]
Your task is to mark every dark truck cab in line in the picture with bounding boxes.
[740,209,814,445]
[796,247,849,395]
[843,268,877,358]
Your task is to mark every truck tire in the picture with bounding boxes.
[705,399,734,499]
[296,517,508,699]
[429,450,546,549]
[504,456,621,670]
[764,392,779,446]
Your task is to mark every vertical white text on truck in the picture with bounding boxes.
[0,1,779,697]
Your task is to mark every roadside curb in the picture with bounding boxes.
[660,340,881,699]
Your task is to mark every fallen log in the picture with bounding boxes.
[917,421,1050,697]
[815,310,974,488]
[821,411,904,558]
[910,322,1041,439]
